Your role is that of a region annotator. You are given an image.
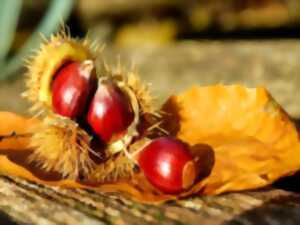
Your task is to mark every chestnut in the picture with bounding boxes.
[51,60,96,119]
[87,80,134,143]
[138,137,197,194]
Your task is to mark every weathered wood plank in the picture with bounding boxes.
[104,40,300,117]
[0,175,300,225]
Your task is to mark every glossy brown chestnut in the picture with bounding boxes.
[52,60,96,119]
[87,80,134,143]
[138,137,197,194]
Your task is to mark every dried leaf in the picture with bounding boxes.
[1,84,300,203]
[162,85,300,195]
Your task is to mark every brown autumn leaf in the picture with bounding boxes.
[163,84,300,195]
[0,84,300,203]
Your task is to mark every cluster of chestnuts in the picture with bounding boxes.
[52,60,134,143]
[24,33,198,194]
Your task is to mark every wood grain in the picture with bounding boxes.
[0,175,300,225]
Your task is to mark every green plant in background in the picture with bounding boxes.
[0,0,74,80]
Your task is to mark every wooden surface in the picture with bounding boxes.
[1,40,300,224]
[0,175,300,225]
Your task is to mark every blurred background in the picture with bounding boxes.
[0,0,300,119]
